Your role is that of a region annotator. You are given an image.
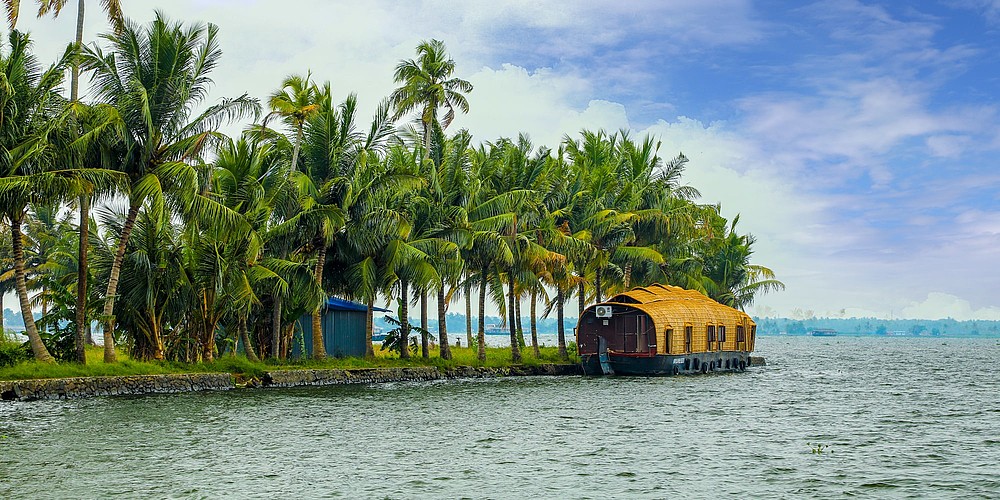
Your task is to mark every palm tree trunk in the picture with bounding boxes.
[595,268,603,303]
[507,273,521,363]
[311,244,327,360]
[71,0,84,101]
[74,194,89,364]
[437,285,451,360]
[151,310,165,361]
[365,296,375,358]
[201,293,217,362]
[557,285,567,360]
[422,118,432,161]
[11,215,55,362]
[282,323,295,359]
[291,126,303,171]
[464,278,472,349]
[578,281,586,318]
[271,295,281,359]
[477,268,487,362]
[240,316,260,362]
[71,0,87,364]
[399,280,410,359]
[102,200,142,363]
[420,289,429,358]
[515,292,524,348]
[530,288,540,358]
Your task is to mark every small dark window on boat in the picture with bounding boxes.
[706,325,715,344]
[665,329,672,354]
[718,326,726,344]
[684,326,692,353]
[736,326,745,342]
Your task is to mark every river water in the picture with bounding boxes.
[1,336,999,498]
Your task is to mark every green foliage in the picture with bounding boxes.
[2,21,783,371]
[808,442,831,455]
[0,331,30,367]
[380,315,431,355]
[566,341,578,358]
[0,343,578,381]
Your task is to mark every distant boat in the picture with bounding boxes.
[809,329,838,337]
[371,327,386,342]
[484,324,507,335]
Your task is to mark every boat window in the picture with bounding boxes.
[737,326,745,342]
[718,325,726,345]
[706,325,715,344]
[665,329,672,354]
[684,326,692,353]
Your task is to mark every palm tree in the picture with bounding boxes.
[0,31,123,362]
[110,204,181,361]
[209,137,313,362]
[81,12,259,362]
[701,214,785,310]
[267,72,319,172]
[55,102,123,362]
[5,0,125,366]
[390,39,472,158]
[0,31,66,363]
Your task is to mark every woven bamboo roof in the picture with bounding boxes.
[601,283,755,330]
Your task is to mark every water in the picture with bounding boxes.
[2,337,999,498]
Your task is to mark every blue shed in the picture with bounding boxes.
[291,297,389,358]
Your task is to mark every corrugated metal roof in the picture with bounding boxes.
[324,297,390,313]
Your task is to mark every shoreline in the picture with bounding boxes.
[0,364,583,402]
[1,357,767,402]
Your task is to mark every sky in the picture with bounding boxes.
[8,0,1000,321]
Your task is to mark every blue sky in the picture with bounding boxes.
[12,0,1000,320]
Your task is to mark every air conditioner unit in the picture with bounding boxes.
[595,305,612,318]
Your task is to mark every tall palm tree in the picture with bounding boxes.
[267,72,319,172]
[0,31,122,361]
[5,0,125,366]
[81,12,259,362]
[56,101,122,362]
[390,39,472,158]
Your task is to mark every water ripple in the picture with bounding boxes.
[1,337,999,498]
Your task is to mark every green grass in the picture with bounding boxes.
[0,344,578,381]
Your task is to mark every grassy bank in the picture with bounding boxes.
[0,344,578,382]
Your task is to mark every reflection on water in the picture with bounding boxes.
[1,337,999,498]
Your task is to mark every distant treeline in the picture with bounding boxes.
[754,316,1000,338]
[12,308,996,339]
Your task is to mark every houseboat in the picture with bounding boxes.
[576,283,756,376]
[808,328,838,337]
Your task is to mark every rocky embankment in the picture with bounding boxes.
[0,359,769,401]
[0,364,583,402]
[0,373,233,402]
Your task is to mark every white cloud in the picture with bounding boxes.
[6,1,1000,322]
[926,134,972,157]
[901,292,1000,320]
[455,65,629,147]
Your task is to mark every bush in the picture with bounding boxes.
[0,331,31,367]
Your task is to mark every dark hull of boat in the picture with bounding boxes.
[581,351,751,376]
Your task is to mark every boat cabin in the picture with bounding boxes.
[576,284,756,375]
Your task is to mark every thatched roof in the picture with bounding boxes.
[600,283,755,331]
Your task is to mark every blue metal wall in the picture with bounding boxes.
[291,308,367,358]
